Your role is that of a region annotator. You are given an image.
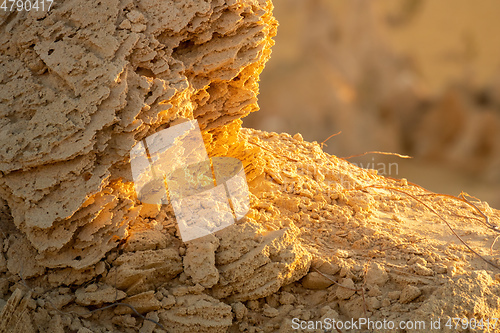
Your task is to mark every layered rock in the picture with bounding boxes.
[0,0,276,271]
[2,1,499,333]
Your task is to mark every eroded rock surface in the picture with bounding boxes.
[0,0,276,271]
[1,1,500,333]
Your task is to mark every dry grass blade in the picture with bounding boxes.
[491,235,500,256]
[341,151,413,160]
[388,177,497,230]
[459,193,499,232]
[320,131,342,149]
[386,177,500,253]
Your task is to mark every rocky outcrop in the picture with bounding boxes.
[2,1,500,333]
[0,0,276,271]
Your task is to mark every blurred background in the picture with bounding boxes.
[244,0,500,208]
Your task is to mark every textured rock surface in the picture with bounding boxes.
[75,283,126,306]
[1,1,500,332]
[183,234,220,288]
[0,128,499,332]
[159,294,233,333]
[211,221,312,302]
[0,289,35,333]
[0,0,276,271]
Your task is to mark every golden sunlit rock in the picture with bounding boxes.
[1,1,500,332]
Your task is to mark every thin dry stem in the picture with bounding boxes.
[341,151,413,160]
[320,131,342,149]
[364,185,500,271]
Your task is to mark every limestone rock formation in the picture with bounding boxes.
[0,0,276,271]
[1,1,500,332]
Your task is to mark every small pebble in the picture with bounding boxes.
[399,285,421,304]
[293,133,303,141]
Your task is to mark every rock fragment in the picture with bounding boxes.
[365,262,389,286]
[75,284,126,306]
[114,290,161,315]
[211,222,312,302]
[159,294,232,333]
[413,263,434,276]
[301,272,334,290]
[262,304,279,317]
[336,278,356,300]
[0,289,35,333]
[104,248,183,295]
[399,285,422,304]
[232,302,247,321]
[183,235,220,288]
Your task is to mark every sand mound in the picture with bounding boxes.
[1,129,500,332]
[1,0,500,332]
